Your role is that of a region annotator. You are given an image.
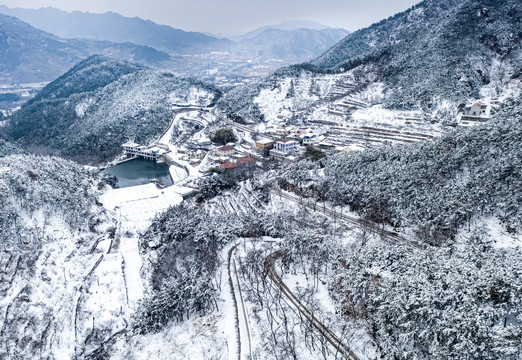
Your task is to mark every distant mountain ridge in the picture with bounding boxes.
[238,27,349,63]
[237,20,332,40]
[0,5,234,54]
[0,6,353,75]
[0,13,169,83]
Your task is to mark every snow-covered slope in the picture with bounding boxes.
[0,154,114,358]
[5,56,221,165]
[0,153,189,359]
[218,0,521,127]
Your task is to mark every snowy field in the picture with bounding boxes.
[101,183,183,233]
[99,184,184,310]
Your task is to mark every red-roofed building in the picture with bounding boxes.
[219,162,238,170]
[236,157,256,168]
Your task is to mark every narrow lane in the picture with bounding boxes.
[228,244,253,360]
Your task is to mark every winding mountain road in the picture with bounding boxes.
[265,250,360,360]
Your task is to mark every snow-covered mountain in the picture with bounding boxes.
[218,0,521,124]
[4,56,221,165]
[0,13,170,83]
[311,0,521,108]
[0,1,521,359]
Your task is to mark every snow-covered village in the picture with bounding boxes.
[0,0,521,359]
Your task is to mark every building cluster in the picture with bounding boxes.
[253,125,342,162]
[178,141,259,173]
[208,144,257,171]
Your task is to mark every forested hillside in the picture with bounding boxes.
[330,232,522,359]
[134,203,288,334]
[273,94,522,359]
[281,94,522,243]
[4,56,221,165]
[312,0,521,108]
[0,154,106,248]
[0,138,24,157]
[218,0,521,123]
[0,152,135,359]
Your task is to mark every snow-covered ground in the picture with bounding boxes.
[280,262,378,360]
[110,243,237,360]
[99,183,184,307]
[101,183,183,233]
[0,215,133,359]
[169,87,215,107]
[111,312,228,360]
[169,165,189,184]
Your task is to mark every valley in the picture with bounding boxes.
[0,0,521,359]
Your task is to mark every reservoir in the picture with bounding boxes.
[105,158,173,188]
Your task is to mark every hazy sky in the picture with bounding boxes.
[1,0,421,35]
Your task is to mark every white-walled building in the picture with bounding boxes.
[464,103,487,116]
[302,134,318,146]
[122,142,169,161]
[188,149,206,161]
[274,138,297,154]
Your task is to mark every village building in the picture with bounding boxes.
[216,145,235,157]
[290,129,308,139]
[219,162,238,171]
[236,157,256,168]
[122,142,169,161]
[273,138,297,154]
[265,125,289,137]
[188,149,206,160]
[255,138,274,153]
[197,137,213,147]
[269,138,300,162]
[273,128,289,136]
[464,103,487,116]
[458,102,497,126]
[122,142,140,153]
[187,149,206,164]
[302,134,318,146]
[318,140,336,149]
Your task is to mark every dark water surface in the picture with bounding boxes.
[105,158,172,188]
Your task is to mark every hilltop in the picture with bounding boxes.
[4,56,221,164]
[218,0,521,123]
